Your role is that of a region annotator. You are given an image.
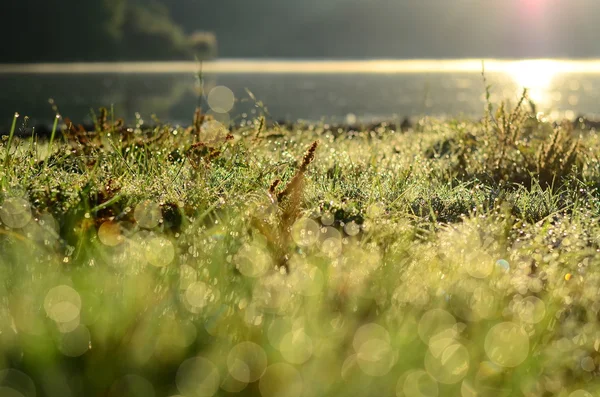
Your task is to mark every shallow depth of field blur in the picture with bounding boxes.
[1,87,600,397]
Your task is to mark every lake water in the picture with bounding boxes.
[2,59,600,132]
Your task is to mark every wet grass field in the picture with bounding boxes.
[1,96,600,396]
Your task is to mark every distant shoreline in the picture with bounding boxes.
[2,59,600,74]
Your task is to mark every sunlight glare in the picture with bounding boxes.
[506,60,563,105]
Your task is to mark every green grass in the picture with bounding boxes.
[1,99,600,397]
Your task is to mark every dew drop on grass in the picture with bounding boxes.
[321,212,335,226]
[344,221,360,236]
[495,259,510,272]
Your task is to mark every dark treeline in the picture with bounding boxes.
[0,0,216,63]
[2,0,600,62]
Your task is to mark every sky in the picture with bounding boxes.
[166,0,600,59]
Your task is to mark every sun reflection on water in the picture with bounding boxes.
[506,60,565,105]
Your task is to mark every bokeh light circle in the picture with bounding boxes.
[291,218,320,248]
[134,201,162,229]
[58,324,91,357]
[227,341,268,383]
[235,243,272,278]
[176,357,220,397]
[569,390,593,397]
[399,370,439,397]
[184,281,211,310]
[0,369,36,397]
[145,236,175,267]
[0,198,32,229]
[207,86,235,113]
[0,387,25,397]
[424,343,469,384]
[356,337,396,376]
[344,221,360,236]
[353,323,391,352]
[418,309,456,345]
[98,221,124,246]
[109,374,155,397]
[280,329,313,364]
[44,285,82,324]
[259,363,303,397]
[484,322,529,367]
[321,212,335,226]
[515,296,546,324]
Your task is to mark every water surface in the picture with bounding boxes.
[1,59,599,131]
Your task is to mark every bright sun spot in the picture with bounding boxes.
[506,60,563,105]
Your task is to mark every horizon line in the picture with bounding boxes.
[1,59,600,74]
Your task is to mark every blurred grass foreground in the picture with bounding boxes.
[2,95,600,397]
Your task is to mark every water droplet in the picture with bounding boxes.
[495,259,510,272]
